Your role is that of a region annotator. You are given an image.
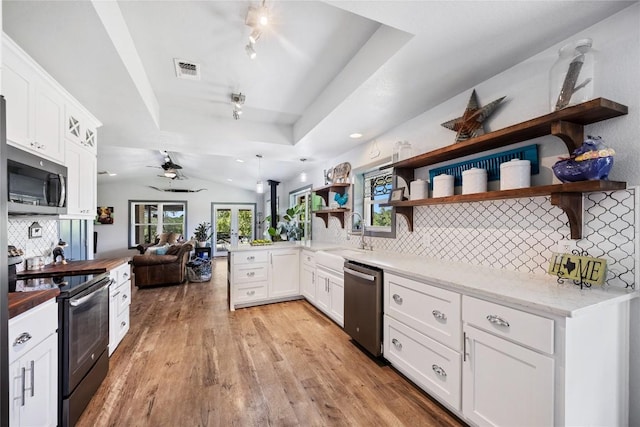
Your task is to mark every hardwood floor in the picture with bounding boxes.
[77,258,465,427]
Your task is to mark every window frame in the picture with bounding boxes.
[128,200,188,247]
[352,165,396,239]
[289,184,313,240]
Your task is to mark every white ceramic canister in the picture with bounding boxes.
[409,179,428,200]
[500,159,531,190]
[432,174,454,198]
[462,168,488,194]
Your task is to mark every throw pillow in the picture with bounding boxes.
[168,232,181,244]
[155,245,169,255]
[157,232,170,245]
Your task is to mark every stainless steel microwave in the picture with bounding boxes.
[7,145,67,215]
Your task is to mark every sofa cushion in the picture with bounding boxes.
[145,243,169,255]
[165,244,182,256]
[132,254,179,266]
[157,233,170,245]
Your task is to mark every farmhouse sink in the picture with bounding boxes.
[316,248,367,271]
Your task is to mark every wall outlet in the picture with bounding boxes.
[556,239,578,253]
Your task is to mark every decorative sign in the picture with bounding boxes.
[548,252,607,286]
[28,222,42,239]
[331,162,351,183]
[96,206,114,225]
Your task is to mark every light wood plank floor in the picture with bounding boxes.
[77,258,465,427]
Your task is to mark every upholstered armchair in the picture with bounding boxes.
[131,243,193,288]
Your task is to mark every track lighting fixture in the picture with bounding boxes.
[231,92,246,120]
[249,29,262,44]
[244,1,268,58]
[245,42,257,59]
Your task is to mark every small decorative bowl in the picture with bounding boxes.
[552,156,614,183]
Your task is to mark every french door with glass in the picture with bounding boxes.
[212,204,255,256]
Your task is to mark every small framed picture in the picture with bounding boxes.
[389,187,405,202]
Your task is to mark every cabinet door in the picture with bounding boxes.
[2,61,33,147]
[34,84,64,163]
[10,333,58,427]
[315,270,330,313]
[301,264,316,302]
[269,250,300,298]
[328,273,344,327]
[65,142,96,216]
[463,325,554,427]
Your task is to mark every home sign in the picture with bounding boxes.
[547,252,607,286]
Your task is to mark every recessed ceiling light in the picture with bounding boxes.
[350,133,363,139]
[227,178,233,182]
[236,159,244,163]
[108,173,117,177]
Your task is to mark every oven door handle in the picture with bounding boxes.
[343,266,375,281]
[69,282,109,307]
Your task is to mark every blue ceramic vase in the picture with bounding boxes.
[552,136,614,183]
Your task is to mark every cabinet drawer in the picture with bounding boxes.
[463,296,554,354]
[233,251,268,265]
[233,264,268,284]
[116,309,130,343]
[116,281,131,316]
[235,282,268,303]
[8,299,57,365]
[301,250,315,267]
[385,273,461,350]
[109,262,131,286]
[384,315,461,410]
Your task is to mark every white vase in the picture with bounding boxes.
[197,241,206,248]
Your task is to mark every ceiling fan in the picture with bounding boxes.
[147,150,188,179]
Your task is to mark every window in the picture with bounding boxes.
[352,166,396,238]
[129,201,187,246]
[289,185,312,240]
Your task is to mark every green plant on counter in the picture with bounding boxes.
[265,204,304,241]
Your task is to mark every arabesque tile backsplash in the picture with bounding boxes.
[8,219,59,272]
[313,188,638,290]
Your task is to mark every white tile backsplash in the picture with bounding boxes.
[313,188,637,289]
[8,218,59,272]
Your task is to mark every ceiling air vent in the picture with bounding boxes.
[173,59,201,80]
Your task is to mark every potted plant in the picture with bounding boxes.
[267,205,304,241]
[193,222,212,247]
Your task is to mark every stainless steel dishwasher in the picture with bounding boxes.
[343,260,383,357]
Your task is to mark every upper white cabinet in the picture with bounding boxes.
[2,37,64,163]
[65,103,98,155]
[64,141,96,217]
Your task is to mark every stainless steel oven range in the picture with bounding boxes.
[55,273,110,427]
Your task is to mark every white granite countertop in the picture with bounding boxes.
[228,242,637,318]
[335,249,637,318]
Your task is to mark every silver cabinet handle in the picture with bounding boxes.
[432,310,447,321]
[343,267,375,281]
[112,291,121,298]
[13,332,32,346]
[392,338,402,350]
[312,272,315,284]
[21,367,26,406]
[122,294,128,300]
[122,272,129,279]
[392,294,403,304]
[30,360,35,397]
[121,321,127,328]
[432,364,447,377]
[486,314,510,327]
[246,271,255,277]
[247,290,255,296]
[247,256,255,261]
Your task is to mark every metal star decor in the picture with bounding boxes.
[441,89,505,143]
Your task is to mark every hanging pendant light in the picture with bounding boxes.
[299,158,308,182]
[256,154,264,194]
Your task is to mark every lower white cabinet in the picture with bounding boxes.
[300,250,316,303]
[462,324,554,427]
[229,248,300,310]
[109,262,131,355]
[315,266,344,327]
[8,299,58,427]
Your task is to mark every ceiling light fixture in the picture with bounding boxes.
[244,1,268,58]
[245,42,257,59]
[164,169,177,179]
[236,159,245,163]
[231,92,246,120]
[299,158,308,182]
[350,133,363,139]
[256,154,264,194]
[249,29,262,44]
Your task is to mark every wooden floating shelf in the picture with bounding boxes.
[384,181,626,238]
[313,208,350,228]
[390,98,628,185]
[313,183,351,206]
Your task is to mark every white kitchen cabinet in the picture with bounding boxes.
[269,250,300,298]
[300,250,316,303]
[64,104,98,155]
[462,324,554,427]
[229,248,302,310]
[8,299,58,427]
[109,262,132,355]
[315,266,344,327]
[2,36,65,163]
[63,141,96,218]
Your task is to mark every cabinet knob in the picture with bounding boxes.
[121,321,127,327]
[246,271,255,277]
[392,294,403,304]
[13,332,32,346]
[432,310,447,321]
[122,294,128,300]
[247,290,255,296]
[391,338,402,350]
[432,364,447,377]
[486,314,510,328]
[247,256,255,261]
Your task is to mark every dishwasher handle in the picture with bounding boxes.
[343,266,375,281]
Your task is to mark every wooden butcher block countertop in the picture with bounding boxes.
[16,257,131,278]
[9,288,61,319]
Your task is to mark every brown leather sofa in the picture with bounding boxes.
[131,243,193,288]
